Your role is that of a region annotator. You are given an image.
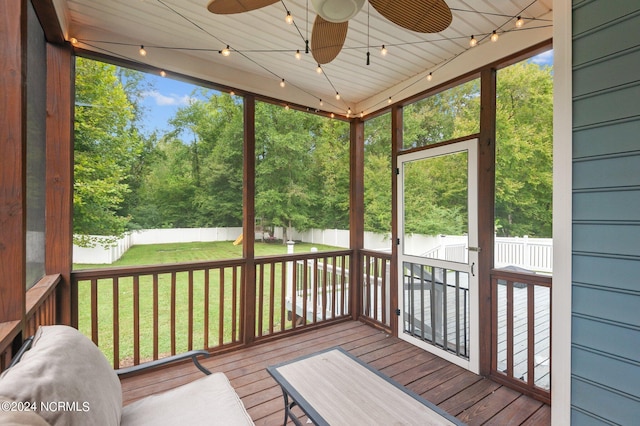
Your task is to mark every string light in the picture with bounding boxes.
[280,79,285,87]
[139,45,147,56]
[388,97,392,104]
[221,45,231,56]
[360,111,364,118]
[427,72,433,81]
[316,64,322,73]
[515,16,524,28]
[69,37,78,45]
[330,112,335,118]
[380,45,387,56]
[295,50,301,60]
[319,99,323,106]
[229,91,235,96]
[469,36,477,47]
[160,70,166,77]
[335,92,340,100]
[285,11,293,24]
[491,30,499,42]
[347,107,352,115]
[285,104,290,110]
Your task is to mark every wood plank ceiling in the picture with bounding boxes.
[53,0,553,116]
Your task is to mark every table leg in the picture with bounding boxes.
[280,387,303,426]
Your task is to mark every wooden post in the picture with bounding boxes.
[242,95,256,345]
[390,105,402,336]
[349,119,364,320]
[478,67,497,376]
[45,42,74,326]
[0,0,26,325]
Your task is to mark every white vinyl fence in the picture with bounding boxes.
[74,228,552,272]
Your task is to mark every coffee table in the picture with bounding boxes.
[267,347,464,426]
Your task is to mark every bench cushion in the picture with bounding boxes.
[121,372,254,426]
[0,325,122,426]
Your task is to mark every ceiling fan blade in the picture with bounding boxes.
[369,0,452,33]
[311,15,349,64]
[207,0,279,14]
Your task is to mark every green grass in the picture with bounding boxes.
[74,241,341,366]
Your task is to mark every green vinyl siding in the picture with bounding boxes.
[571,0,640,423]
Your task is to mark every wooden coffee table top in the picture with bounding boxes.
[267,347,464,426]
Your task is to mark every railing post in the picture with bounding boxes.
[349,119,365,320]
[523,235,530,270]
[242,95,256,345]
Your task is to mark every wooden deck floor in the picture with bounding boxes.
[120,321,550,425]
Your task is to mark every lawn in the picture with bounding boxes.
[74,241,341,366]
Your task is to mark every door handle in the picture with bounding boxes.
[471,262,475,276]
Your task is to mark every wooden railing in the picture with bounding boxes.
[0,274,60,372]
[72,260,244,369]
[71,251,353,368]
[490,268,552,404]
[254,250,352,340]
[360,249,392,332]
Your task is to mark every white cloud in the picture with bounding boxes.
[142,90,196,106]
[529,50,553,66]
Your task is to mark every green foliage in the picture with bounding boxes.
[495,61,553,237]
[403,79,480,148]
[363,114,392,234]
[74,58,149,241]
[73,57,552,241]
[363,62,552,238]
[132,91,245,228]
[254,103,350,236]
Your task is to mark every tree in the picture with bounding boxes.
[73,58,149,242]
[495,61,553,237]
[364,113,392,234]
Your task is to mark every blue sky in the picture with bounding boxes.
[139,50,554,136]
[139,76,204,136]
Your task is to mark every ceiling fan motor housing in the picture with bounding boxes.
[311,0,365,23]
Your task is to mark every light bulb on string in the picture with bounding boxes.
[220,45,231,56]
[516,16,524,28]
[295,50,301,60]
[388,97,392,104]
[285,105,290,110]
[70,37,78,45]
[319,99,323,107]
[160,70,166,77]
[427,72,433,81]
[335,92,340,100]
[330,112,335,118]
[285,11,293,24]
[360,112,364,118]
[316,64,323,73]
[139,45,147,56]
[491,31,499,42]
[469,36,477,47]
[380,45,387,56]
[280,79,285,88]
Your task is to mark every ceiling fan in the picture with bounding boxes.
[207,0,452,64]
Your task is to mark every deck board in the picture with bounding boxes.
[120,321,550,425]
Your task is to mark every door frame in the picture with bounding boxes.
[396,137,480,374]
